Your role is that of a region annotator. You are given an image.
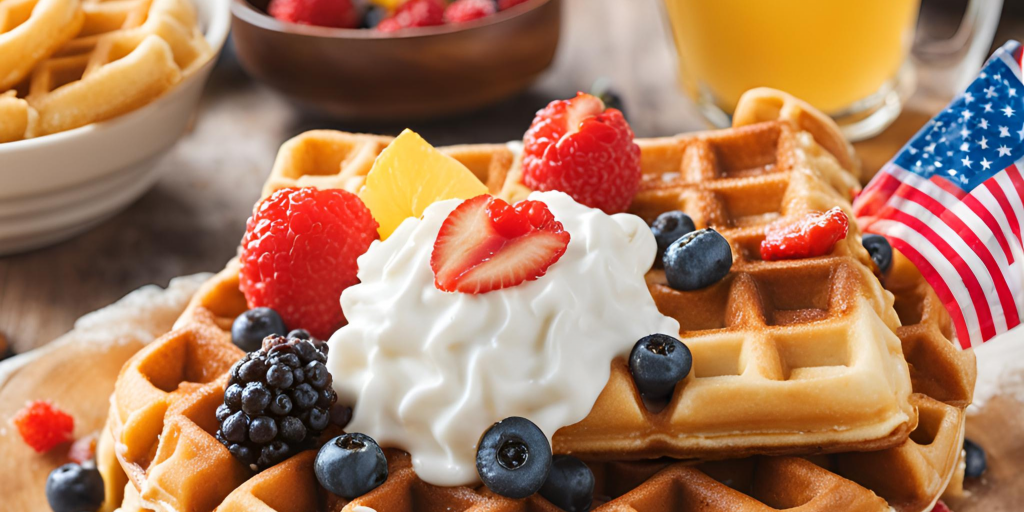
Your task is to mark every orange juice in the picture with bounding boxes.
[663,0,920,115]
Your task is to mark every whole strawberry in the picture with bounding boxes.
[239,187,379,339]
[522,93,641,214]
[268,0,360,28]
[444,0,496,23]
[376,0,445,32]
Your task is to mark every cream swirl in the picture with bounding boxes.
[326,191,680,486]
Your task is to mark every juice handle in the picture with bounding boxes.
[911,0,1004,105]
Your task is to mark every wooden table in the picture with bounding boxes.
[0,0,1022,352]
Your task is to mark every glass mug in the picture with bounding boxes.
[662,0,1004,141]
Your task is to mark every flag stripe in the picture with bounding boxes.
[983,179,1023,246]
[883,208,997,340]
[890,174,1020,330]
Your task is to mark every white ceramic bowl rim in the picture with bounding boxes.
[231,0,552,40]
[0,0,232,154]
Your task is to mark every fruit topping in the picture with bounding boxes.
[13,400,74,453]
[239,187,378,339]
[315,433,389,498]
[498,0,530,9]
[663,228,732,291]
[444,0,496,23]
[650,210,695,268]
[590,78,627,119]
[232,308,288,353]
[376,0,445,32]
[760,207,849,261]
[359,129,488,239]
[268,0,360,28]
[431,195,570,294]
[964,438,987,479]
[67,433,99,464]
[522,92,641,214]
[930,501,952,512]
[538,455,595,512]
[217,335,336,471]
[629,334,692,403]
[861,233,893,275]
[476,417,552,499]
[362,5,389,28]
[46,462,104,512]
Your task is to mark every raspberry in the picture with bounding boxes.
[239,187,379,339]
[67,433,98,464]
[13,401,74,453]
[522,93,642,214]
[444,0,496,23]
[376,0,444,32]
[268,0,360,28]
[760,207,849,261]
[930,502,952,512]
[498,0,529,9]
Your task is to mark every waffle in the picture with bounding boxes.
[100,118,972,511]
[0,0,211,141]
[0,0,83,90]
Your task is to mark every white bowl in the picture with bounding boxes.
[0,0,232,255]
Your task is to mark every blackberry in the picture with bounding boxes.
[217,334,335,471]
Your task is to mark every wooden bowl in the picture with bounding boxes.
[230,0,561,122]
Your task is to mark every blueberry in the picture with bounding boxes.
[46,463,104,512]
[651,211,696,267]
[315,433,389,499]
[476,417,552,499]
[231,308,287,352]
[629,334,692,402]
[538,455,594,512]
[664,228,732,291]
[964,438,987,479]
[361,5,389,28]
[242,382,272,415]
[862,234,893,274]
[249,416,278,444]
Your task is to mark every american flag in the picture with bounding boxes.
[854,40,1024,350]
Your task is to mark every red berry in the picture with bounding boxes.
[760,207,849,261]
[239,187,379,339]
[930,502,952,512]
[13,401,74,453]
[444,0,496,23]
[431,195,570,294]
[498,0,529,9]
[376,0,445,32]
[68,433,98,464]
[267,0,360,28]
[522,92,642,214]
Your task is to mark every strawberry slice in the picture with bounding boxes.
[431,195,570,294]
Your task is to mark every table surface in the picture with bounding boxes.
[1,0,1022,353]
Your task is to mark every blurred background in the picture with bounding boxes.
[0,0,1021,353]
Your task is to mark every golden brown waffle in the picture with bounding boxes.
[100,120,972,512]
[0,0,83,90]
[0,0,210,141]
[189,124,914,459]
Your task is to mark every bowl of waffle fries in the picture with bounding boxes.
[229,0,560,121]
[0,0,230,255]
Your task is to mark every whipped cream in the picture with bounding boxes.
[326,191,680,486]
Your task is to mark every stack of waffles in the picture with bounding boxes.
[97,93,976,512]
[0,0,210,143]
